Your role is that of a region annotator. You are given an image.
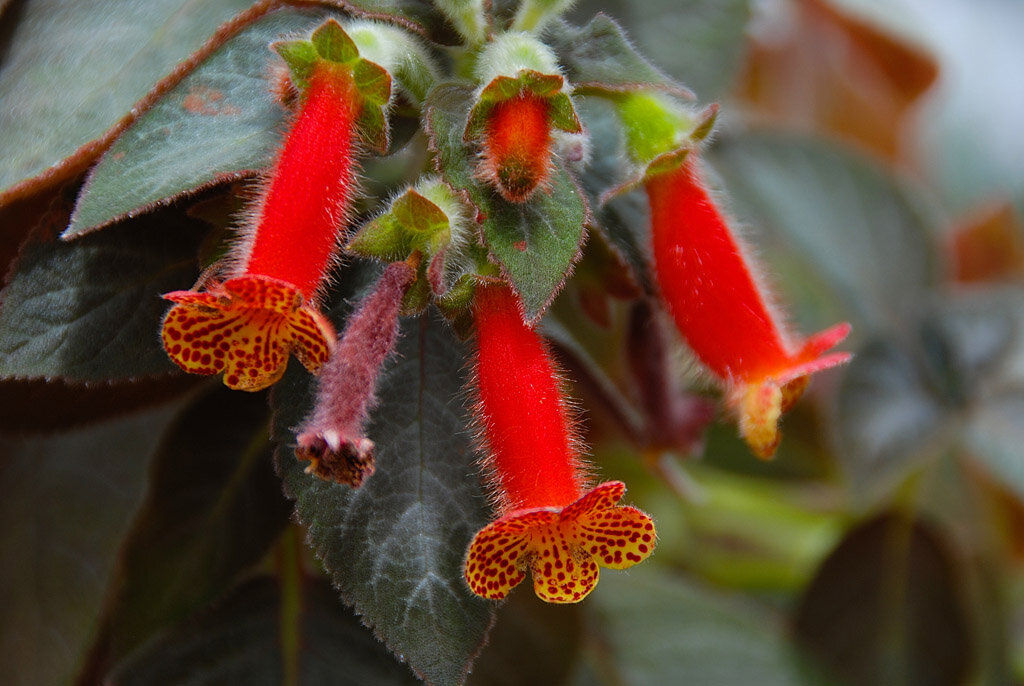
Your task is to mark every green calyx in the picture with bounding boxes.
[272,19,393,154]
[347,177,468,262]
[465,69,582,142]
[598,99,718,204]
[435,263,503,340]
[345,21,438,106]
[348,189,450,261]
[616,92,695,165]
[348,177,483,319]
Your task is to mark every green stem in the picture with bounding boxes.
[276,525,304,686]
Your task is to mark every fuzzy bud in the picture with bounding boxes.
[512,0,578,33]
[433,0,487,44]
[473,32,561,87]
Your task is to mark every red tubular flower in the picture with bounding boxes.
[646,157,851,458]
[161,61,363,391]
[478,92,553,203]
[463,283,655,604]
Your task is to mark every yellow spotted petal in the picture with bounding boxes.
[463,509,554,600]
[529,524,600,603]
[573,504,656,570]
[161,275,335,392]
[463,481,657,604]
[562,480,625,519]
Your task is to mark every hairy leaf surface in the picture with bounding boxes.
[273,310,494,686]
[425,84,587,321]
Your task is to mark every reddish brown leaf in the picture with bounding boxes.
[951,201,1024,283]
[735,0,938,161]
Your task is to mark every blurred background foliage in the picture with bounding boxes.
[1,0,1023,684]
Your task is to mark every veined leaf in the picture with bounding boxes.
[0,211,206,382]
[85,386,292,673]
[273,310,494,686]
[0,404,182,686]
[710,131,942,338]
[67,8,331,237]
[425,84,588,321]
[795,512,973,686]
[573,97,654,293]
[108,576,421,685]
[0,0,448,207]
[0,0,257,203]
[547,14,692,98]
[573,0,751,100]
[838,287,1024,501]
[588,567,814,685]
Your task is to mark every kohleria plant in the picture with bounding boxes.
[0,2,874,683]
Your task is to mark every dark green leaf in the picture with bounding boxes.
[837,288,1024,500]
[0,375,200,434]
[0,211,206,382]
[66,8,330,237]
[795,512,974,686]
[933,288,1024,500]
[481,171,588,321]
[0,404,182,686]
[547,15,693,99]
[86,385,292,671]
[574,98,653,292]
[570,0,752,100]
[333,0,454,44]
[710,131,942,337]
[836,339,947,498]
[298,577,423,685]
[108,576,420,685]
[273,310,495,686]
[966,393,1024,500]
[587,567,813,685]
[425,84,588,321]
[0,0,258,201]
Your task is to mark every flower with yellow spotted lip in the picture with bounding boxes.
[647,157,852,458]
[465,283,656,604]
[160,35,369,391]
[162,275,334,392]
[464,481,655,603]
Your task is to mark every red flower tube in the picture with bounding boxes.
[161,61,363,391]
[464,283,655,604]
[647,157,851,458]
[478,92,554,203]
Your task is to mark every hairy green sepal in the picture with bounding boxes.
[465,69,582,142]
[273,19,392,154]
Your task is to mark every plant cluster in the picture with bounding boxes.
[4,0,1023,684]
